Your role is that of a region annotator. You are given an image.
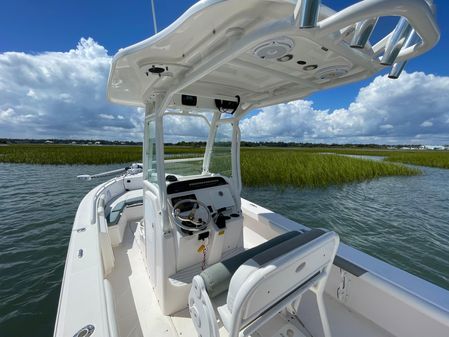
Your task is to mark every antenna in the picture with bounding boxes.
[150,0,158,34]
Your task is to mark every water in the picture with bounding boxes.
[1,162,449,336]
[243,164,449,289]
[0,163,123,337]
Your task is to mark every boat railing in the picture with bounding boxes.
[91,192,119,337]
[91,179,119,225]
[97,194,115,276]
[164,157,203,163]
[89,165,143,224]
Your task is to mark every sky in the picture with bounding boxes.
[1,0,448,144]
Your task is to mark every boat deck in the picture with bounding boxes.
[107,222,394,337]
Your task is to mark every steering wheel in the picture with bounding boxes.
[171,199,211,232]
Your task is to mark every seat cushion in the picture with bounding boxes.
[200,231,302,298]
[107,196,143,226]
[252,228,326,266]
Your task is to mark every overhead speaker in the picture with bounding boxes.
[315,66,350,80]
[253,37,294,60]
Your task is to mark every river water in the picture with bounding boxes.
[1,162,449,336]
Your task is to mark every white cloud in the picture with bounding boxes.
[0,38,143,140]
[26,89,37,98]
[240,72,449,144]
[0,108,14,119]
[163,114,210,143]
[1,39,448,145]
[420,120,433,127]
[99,113,115,120]
[380,124,394,130]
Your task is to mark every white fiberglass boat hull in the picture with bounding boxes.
[54,175,449,337]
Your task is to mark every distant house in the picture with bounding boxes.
[422,145,445,150]
[95,141,101,145]
[45,140,54,144]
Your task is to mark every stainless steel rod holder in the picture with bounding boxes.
[295,0,321,29]
[381,17,413,66]
[388,29,417,79]
[350,17,379,49]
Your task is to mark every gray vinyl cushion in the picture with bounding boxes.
[107,196,143,225]
[200,231,301,298]
[252,228,325,266]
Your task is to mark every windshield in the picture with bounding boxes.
[209,122,233,177]
[163,112,209,176]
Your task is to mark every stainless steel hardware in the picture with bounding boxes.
[73,324,94,337]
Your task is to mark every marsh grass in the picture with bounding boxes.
[385,152,449,169]
[0,144,142,165]
[240,149,419,188]
[0,144,204,165]
[323,149,449,169]
[0,144,423,188]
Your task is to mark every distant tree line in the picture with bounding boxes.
[239,141,392,148]
[2,138,447,148]
[0,138,143,146]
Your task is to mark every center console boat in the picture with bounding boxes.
[54,1,448,337]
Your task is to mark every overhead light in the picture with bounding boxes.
[277,54,293,62]
[303,64,318,71]
[147,65,166,74]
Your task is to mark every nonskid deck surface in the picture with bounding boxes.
[108,222,393,337]
[107,222,173,337]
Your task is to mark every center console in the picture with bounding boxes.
[167,176,243,270]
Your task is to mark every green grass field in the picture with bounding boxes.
[0,144,426,188]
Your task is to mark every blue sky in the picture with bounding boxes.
[1,0,448,143]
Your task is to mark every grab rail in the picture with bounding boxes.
[91,179,118,224]
[165,157,203,163]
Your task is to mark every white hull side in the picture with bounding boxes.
[55,179,449,337]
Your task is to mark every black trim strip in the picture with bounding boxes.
[167,177,227,194]
[333,255,367,277]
